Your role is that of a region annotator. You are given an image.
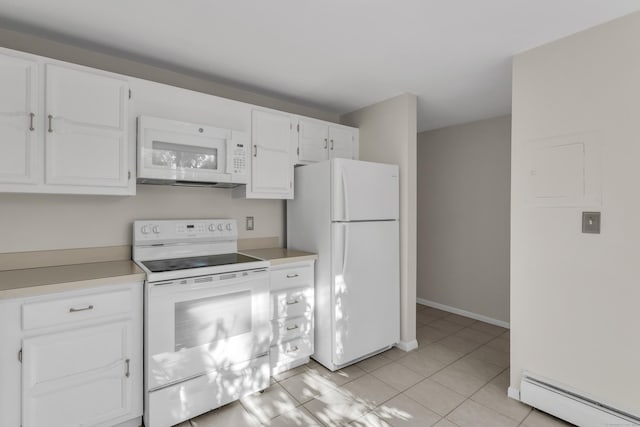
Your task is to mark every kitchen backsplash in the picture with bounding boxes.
[0,184,283,253]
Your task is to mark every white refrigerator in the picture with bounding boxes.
[287,158,400,371]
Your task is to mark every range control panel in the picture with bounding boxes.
[134,219,237,243]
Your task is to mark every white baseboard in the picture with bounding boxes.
[416,297,510,329]
[508,386,521,401]
[395,339,418,352]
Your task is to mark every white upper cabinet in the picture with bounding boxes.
[298,117,329,163]
[0,47,133,195]
[0,51,40,186]
[45,64,129,189]
[294,117,359,164]
[329,124,359,161]
[235,109,295,199]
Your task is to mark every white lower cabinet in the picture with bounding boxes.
[0,282,143,427]
[269,260,315,375]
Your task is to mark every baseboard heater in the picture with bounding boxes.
[520,373,640,426]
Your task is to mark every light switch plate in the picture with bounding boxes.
[582,212,600,234]
[246,216,254,231]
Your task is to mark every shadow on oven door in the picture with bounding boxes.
[145,269,270,391]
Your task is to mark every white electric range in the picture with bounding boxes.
[133,219,271,427]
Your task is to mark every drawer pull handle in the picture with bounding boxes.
[286,298,300,305]
[48,114,53,133]
[29,112,35,131]
[286,273,299,278]
[125,358,130,378]
[287,346,299,353]
[69,304,94,313]
[286,324,299,331]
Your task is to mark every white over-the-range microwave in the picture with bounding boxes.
[137,115,249,187]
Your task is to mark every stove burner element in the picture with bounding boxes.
[141,253,261,273]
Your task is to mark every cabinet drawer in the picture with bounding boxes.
[271,316,312,345]
[22,288,132,331]
[270,336,313,369]
[271,286,313,320]
[270,264,312,292]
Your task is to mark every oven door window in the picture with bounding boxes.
[174,290,251,351]
[152,141,218,170]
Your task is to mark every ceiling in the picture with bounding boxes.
[1,1,639,132]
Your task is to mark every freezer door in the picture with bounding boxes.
[331,221,400,366]
[332,159,399,221]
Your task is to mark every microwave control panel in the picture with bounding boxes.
[227,140,247,176]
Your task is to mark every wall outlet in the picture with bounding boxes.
[246,216,254,231]
[582,212,601,234]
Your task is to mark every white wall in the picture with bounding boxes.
[341,94,418,349]
[511,11,640,415]
[0,26,339,254]
[417,116,510,324]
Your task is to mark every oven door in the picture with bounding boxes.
[145,268,270,391]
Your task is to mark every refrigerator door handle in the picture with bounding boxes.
[342,170,350,220]
[342,224,350,275]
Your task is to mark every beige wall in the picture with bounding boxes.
[0,27,339,123]
[0,26,339,254]
[0,185,282,253]
[341,94,418,349]
[511,11,640,415]
[417,116,511,325]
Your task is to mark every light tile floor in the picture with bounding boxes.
[179,304,574,427]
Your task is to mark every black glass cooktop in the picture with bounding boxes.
[142,253,261,273]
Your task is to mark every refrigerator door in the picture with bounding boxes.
[331,220,400,366]
[332,159,399,221]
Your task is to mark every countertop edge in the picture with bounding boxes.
[267,254,319,266]
[0,272,146,300]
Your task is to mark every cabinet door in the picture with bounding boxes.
[0,51,40,185]
[251,110,294,198]
[45,64,129,189]
[329,125,357,160]
[22,320,133,427]
[298,118,329,163]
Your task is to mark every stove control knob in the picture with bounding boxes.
[217,224,224,231]
[141,225,150,234]
[208,224,216,232]
[226,223,232,231]
[152,226,160,234]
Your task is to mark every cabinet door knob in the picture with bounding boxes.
[48,114,53,133]
[29,112,35,131]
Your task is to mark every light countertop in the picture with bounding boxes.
[240,248,318,266]
[0,260,145,300]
